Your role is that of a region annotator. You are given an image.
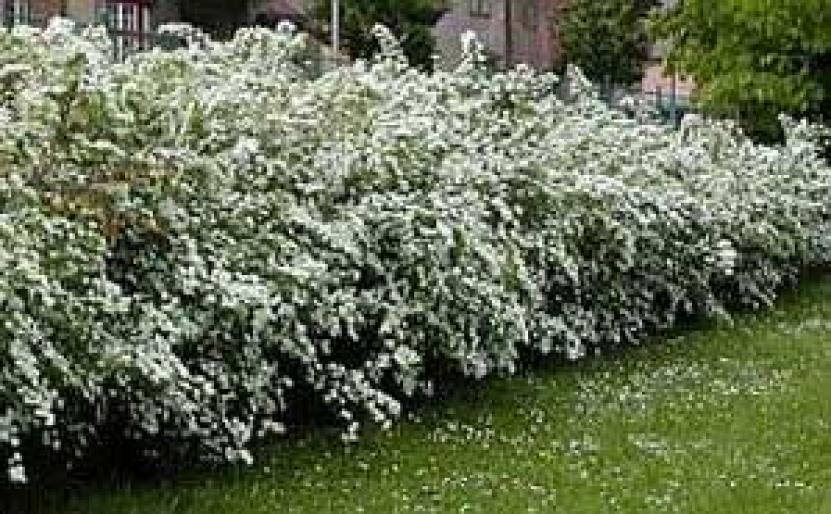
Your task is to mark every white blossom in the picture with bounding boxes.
[0,19,829,484]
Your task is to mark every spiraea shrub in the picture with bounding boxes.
[1,19,830,483]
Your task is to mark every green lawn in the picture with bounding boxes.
[18,278,831,513]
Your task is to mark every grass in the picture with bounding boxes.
[12,278,831,513]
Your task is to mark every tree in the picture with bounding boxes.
[652,0,831,143]
[174,1,280,38]
[310,0,445,70]
[560,0,659,89]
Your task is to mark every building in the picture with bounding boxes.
[432,0,564,70]
[0,0,307,34]
[1,0,159,27]
[3,1,564,70]
[2,0,179,57]
[0,0,309,58]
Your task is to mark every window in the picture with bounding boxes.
[469,0,491,17]
[106,0,153,60]
[5,0,32,26]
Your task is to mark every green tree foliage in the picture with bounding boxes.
[652,0,831,143]
[561,0,659,88]
[311,0,444,70]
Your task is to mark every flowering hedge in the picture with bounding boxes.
[1,20,830,483]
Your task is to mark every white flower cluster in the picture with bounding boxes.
[0,20,829,483]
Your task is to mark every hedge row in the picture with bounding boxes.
[1,20,830,483]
